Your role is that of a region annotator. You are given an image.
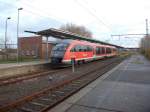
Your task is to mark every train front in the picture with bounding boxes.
[51,42,69,66]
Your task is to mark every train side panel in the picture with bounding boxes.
[63,41,94,63]
[51,39,118,65]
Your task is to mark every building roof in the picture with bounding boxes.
[25,28,124,48]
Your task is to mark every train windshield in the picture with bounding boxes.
[51,43,69,58]
[52,44,68,51]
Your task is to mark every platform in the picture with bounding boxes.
[0,60,51,79]
[49,54,150,112]
[0,60,50,69]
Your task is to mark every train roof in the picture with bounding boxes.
[66,39,116,48]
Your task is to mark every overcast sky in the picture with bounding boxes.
[0,0,150,47]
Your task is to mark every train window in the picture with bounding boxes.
[102,47,105,54]
[109,48,111,53]
[53,44,68,51]
[87,46,90,52]
[96,47,102,55]
[70,45,81,52]
[91,47,93,51]
[96,47,98,54]
[110,49,112,53]
[77,45,87,52]
[106,48,111,54]
[106,48,108,53]
[78,45,83,52]
[72,45,79,52]
[79,46,83,52]
[113,49,117,52]
[71,45,93,52]
[73,45,83,52]
[82,46,87,52]
[70,47,76,52]
[87,46,93,51]
[100,47,103,54]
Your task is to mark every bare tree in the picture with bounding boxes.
[60,23,92,38]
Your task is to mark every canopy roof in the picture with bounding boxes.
[25,28,124,48]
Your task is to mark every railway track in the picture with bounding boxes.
[0,58,112,87]
[0,57,125,112]
[0,68,68,87]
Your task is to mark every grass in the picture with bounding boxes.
[131,61,144,64]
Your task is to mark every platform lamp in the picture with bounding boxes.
[17,7,23,63]
[5,17,11,60]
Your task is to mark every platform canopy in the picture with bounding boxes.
[25,28,124,48]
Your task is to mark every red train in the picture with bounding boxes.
[51,39,117,65]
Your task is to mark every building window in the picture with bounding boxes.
[26,50,30,55]
[31,50,35,55]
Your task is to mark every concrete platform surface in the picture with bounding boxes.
[49,54,150,112]
[0,60,50,69]
[0,60,51,79]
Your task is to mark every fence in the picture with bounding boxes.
[0,44,40,62]
[0,41,55,63]
[0,44,17,60]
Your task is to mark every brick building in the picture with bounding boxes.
[19,36,56,59]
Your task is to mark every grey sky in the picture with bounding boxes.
[0,0,149,47]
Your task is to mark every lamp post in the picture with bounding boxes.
[5,17,11,50]
[17,7,23,63]
[5,17,11,60]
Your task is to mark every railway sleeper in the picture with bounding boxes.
[65,85,80,90]
[50,93,58,97]
[55,90,64,94]
[29,101,48,107]
[33,97,57,106]
[62,87,72,91]
[58,88,74,93]
[45,93,62,101]
[19,102,43,112]
[18,107,37,112]
[69,83,81,86]
[73,79,89,83]
[42,94,58,100]
[9,108,23,112]
[71,82,85,87]
[51,92,65,98]
[72,81,82,84]
[54,91,65,95]
[39,98,53,102]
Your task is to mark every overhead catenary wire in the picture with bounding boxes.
[80,0,112,27]
[20,0,66,24]
[0,0,65,25]
[73,0,112,31]
[1,0,112,32]
[23,9,64,24]
[0,0,67,39]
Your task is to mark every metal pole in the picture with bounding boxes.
[4,17,11,60]
[146,19,149,36]
[71,58,75,73]
[17,8,23,63]
[46,36,49,61]
[5,19,8,51]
